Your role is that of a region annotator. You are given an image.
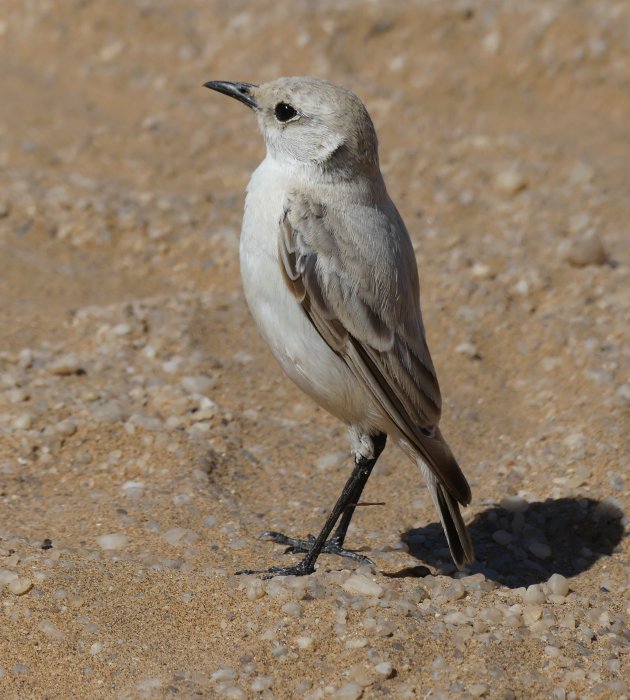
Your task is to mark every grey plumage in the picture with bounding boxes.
[205,76,474,572]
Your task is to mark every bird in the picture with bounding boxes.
[203,76,474,577]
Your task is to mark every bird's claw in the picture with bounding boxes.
[235,563,315,579]
[256,530,375,566]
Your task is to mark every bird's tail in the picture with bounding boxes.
[400,434,474,569]
[427,477,474,569]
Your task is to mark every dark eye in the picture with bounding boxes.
[274,102,297,122]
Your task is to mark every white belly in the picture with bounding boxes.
[239,159,374,427]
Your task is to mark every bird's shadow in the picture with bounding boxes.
[398,496,626,588]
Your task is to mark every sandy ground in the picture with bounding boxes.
[0,1,629,698]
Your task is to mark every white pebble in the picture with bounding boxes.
[345,638,368,649]
[500,496,529,512]
[0,569,18,585]
[482,30,501,54]
[444,611,469,625]
[265,578,290,600]
[495,168,527,195]
[547,573,570,597]
[49,355,83,375]
[342,574,383,598]
[55,419,78,437]
[8,578,33,596]
[281,600,302,618]
[162,527,198,546]
[37,620,64,641]
[295,636,314,649]
[442,580,466,601]
[333,682,363,700]
[181,375,215,395]
[374,661,393,677]
[558,232,607,267]
[480,607,503,625]
[523,584,546,605]
[211,668,237,682]
[90,642,103,655]
[93,400,127,423]
[245,578,266,601]
[96,533,129,550]
[12,412,34,430]
[523,605,543,626]
[251,675,273,692]
[122,481,145,497]
[455,341,479,358]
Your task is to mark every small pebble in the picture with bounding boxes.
[342,574,383,598]
[245,578,266,601]
[374,661,393,678]
[251,675,273,692]
[122,481,145,497]
[211,668,237,682]
[8,578,33,595]
[495,168,527,195]
[523,605,543,626]
[492,529,513,545]
[558,232,607,267]
[332,682,363,700]
[181,375,215,395]
[455,341,480,358]
[444,611,469,625]
[55,419,78,437]
[37,620,64,641]
[528,542,551,559]
[12,412,33,430]
[345,638,368,649]
[480,607,503,625]
[547,573,570,597]
[48,355,83,375]
[482,30,501,54]
[523,584,546,605]
[281,600,302,618]
[96,533,129,550]
[162,527,198,546]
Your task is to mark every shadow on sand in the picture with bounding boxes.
[398,496,626,588]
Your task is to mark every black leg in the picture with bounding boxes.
[328,432,387,548]
[237,433,387,577]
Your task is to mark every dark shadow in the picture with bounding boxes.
[400,497,626,588]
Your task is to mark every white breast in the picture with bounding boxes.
[239,157,374,428]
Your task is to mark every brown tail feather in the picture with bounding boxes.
[433,482,474,569]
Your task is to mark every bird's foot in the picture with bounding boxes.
[235,561,315,579]
[258,530,375,566]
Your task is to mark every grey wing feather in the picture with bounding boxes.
[278,192,471,506]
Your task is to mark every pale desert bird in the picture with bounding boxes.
[204,77,474,576]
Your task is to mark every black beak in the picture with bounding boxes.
[203,80,258,109]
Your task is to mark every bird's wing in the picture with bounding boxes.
[279,192,470,505]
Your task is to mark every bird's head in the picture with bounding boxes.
[204,76,379,175]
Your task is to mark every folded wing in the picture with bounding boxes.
[278,191,471,506]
